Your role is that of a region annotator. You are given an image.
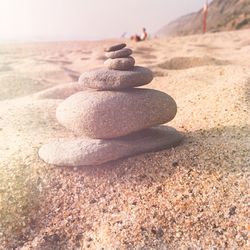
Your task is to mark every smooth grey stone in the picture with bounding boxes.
[104,43,126,52]
[78,66,153,90]
[56,89,177,139]
[39,126,183,166]
[105,48,132,59]
[104,57,135,70]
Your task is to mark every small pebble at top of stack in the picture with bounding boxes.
[104,43,126,52]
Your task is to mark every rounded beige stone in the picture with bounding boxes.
[56,89,177,139]
[104,57,135,70]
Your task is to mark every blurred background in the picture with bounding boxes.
[2,0,249,42]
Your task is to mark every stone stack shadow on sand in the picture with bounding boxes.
[39,43,183,166]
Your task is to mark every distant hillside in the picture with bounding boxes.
[157,0,250,36]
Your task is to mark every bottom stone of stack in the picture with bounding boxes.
[39,126,183,167]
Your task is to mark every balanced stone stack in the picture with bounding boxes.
[39,43,183,167]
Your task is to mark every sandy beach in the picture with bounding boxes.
[0,29,249,249]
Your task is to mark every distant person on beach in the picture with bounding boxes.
[130,27,148,42]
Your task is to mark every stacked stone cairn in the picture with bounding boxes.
[39,43,183,166]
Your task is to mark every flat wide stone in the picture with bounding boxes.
[78,66,153,90]
[39,126,183,166]
[104,57,135,70]
[56,89,177,139]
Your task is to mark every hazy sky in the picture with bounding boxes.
[0,0,212,41]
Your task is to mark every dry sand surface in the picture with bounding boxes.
[0,29,249,249]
